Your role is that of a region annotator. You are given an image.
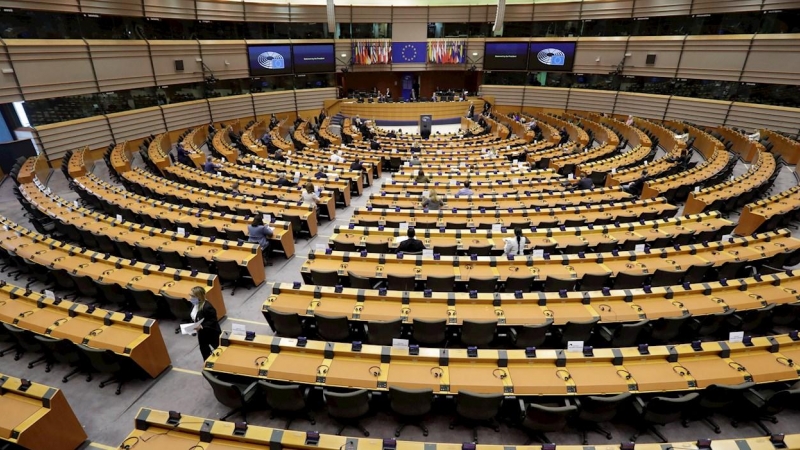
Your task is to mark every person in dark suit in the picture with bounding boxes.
[274,172,295,187]
[396,228,425,254]
[203,157,220,174]
[467,101,475,119]
[314,165,328,179]
[190,286,221,361]
[370,139,381,150]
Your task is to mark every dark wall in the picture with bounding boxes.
[340,70,481,99]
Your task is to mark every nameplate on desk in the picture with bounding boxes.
[280,338,297,347]
[729,331,744,343]
[231,323,247,336]
[567,341,584,352]
[635,244,645,252]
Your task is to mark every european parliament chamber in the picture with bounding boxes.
[1,1,800,450]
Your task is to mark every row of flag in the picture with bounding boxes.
[352,40,466,65]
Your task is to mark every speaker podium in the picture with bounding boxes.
[419,114,432,139]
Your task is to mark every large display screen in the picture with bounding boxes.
[247,45,293,76]
[483,42,529,71]
[528,42,576,72]
[292,44,335,73]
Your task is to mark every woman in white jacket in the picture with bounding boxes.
[503,228,528,257]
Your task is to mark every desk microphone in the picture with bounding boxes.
[556,369,572,382]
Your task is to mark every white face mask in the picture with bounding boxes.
[190,297,200,306]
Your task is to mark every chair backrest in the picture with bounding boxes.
[311,269,339,287]
[162,293,193,322]
[580,272,611,291]
[523,403,578,432]
[365,242,390,254]
[699,382,755,409]
[650,315,690,342]
[426,275,455,291]
[512,321,552,348]
[324,389,370,419]
[577,393,631,423]
[455,390,503,421]
[387,274,416,291]
[160,250,185,269]
[412,318,447,345]
[544,276,576,292]
[348,271,373,289]
[268,309,304,337]
[367,318,403,345]
[314,313,351,341]
[96,280,128,304]
[560,318,599,343]
[643,393,699,425]
[186,255,213,274]
[34,335,80,364]
[389,386,433,417]
[128,287,161,315]
[202,370,246,409]
[214,259,243,280]
[467,277,497,293]
[135,242,160,264]
[433,245,458,256]
[77,344,122,373]
[259,380,307,412]
[739,303,776,331]
[461,320,496,346]
[610,320,650,347]
[612,271,648,289]
[763,388,800,415]
[650,268,686,287]
[504,275,534,293]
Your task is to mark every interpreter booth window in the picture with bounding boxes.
[502,22,533,38]
[77,14,145,40]
[249,76,295,93]
[204,79,250,98]
[469,22,492,38]
[580,18,634,37]
[22,94,104,126]
[0,9,80,39]
[735,83,800,109]
[619,76,674,96]
[96,88,160,114]
[246,22,291,39]
[194,20,246,40]
[295,74,334,90]
[532,21,580,37]
[760,9,800,34]
[141,18,195,40]
[291,23,329,39]
[482,72,527,86]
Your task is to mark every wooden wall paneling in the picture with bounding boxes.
[503,4,534,22]
[105,106,166,142]
[79,0,144,17]
[726,103,800,134]
[677,36,750,82]
[614,92,670,120]
[244,3,291,22]
[580,0,635,20]
[6,39,98,100]
[0,0,79,13]
[290,5,328,22]
[89,40,154,91]
[334,6,352,22]
[532,1,582,22]
[428,6,471,22]
[149,41,204,86]
[195,0,245,21]
[199,41,249,81]
[664,96,730,127]
[761,0,800,10]
[691,0,763,14]
[34,116,112,160]
[624,36,683,77]
[162,99,211,131]
[252,90,296,118]
[741,35,800,86]
[479,85,524,107]
[566,88,617,113]
[208,94,254,123]
[350,6,391,23]
[522,86,570,110]
[631,0,691,17]
[0,41,22,104]
[573,37,627,74]
[342,72,397,95]
[295,87,336,112]
[390,7,427,41]
[143,0,196,20]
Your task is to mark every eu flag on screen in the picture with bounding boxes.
[392,42,427,63]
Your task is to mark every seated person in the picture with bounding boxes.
[410,142,421,153]
[747,129,761,142]
[314,165,328,179]
[503,228,528,257]
[330,150,346,164]
[456,181,474,196]
[576,175,594,190]
[674,127,690,143]
[350,157,368,184]
[247,215,274,263]
[301,181,321,206]
[274,172,295,188]
[396,228,425,254]
[421,189,443,210]
[273,150,287,162]
[409,155,421,166]
[414,169,430,183]
[176,145,192,165]
[623,170,652,196]
[230,181,241,196]
[370,139,381,150]
[203,157,220,174]
[386,130,397,138]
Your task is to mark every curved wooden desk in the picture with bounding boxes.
[205,331,800,396]
[736,185,800,236]
[388,168,560,183]
[0,282,170,378]
[301,230,798,287]
[366,188,632,210]
[122,408,800,450]
[19,181,265,285]
[0,216,226,319]
[0,373,86,450]
[338,98,485,121]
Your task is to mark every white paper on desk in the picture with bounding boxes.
[328,165,334,172]
[729,331,744,343]
[694,186,700,193]
[412,170,419,176]
[492,224,502,232]
[180,323,199,335]
[252,165,257,170]
[644,160,649,166]
[422,249,433,258]
[567,341,584,352]
[403,162,410,167]
[567,174,574,180]
[44,290,55,299]
[231,323,247,336]
[74,201,80,209]
[315,244,328,252]
[177,227,186,235]
[263,214,272,224]
[399,222,409,230]
[256,178,262,185]
[720,234,732,242]
[635,244,646,252]
[2,226,7,231]
[450,180,458,186]
[611,168,616,174]
[512,178,520,184]
[532,249,544,258]
[422,190,430,198]
[281,338,298,347]
[513,159,518,164]
[327,173,338,179]
[392,338,410,349]
[116,214,123,222]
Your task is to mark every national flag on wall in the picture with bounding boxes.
[391,42,428,64]
[352,41,392,65]
[428,40,466,64]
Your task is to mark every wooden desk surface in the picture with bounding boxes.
[352,198,679,227]
[241,153,372,190]
[267,270,800,326]
[367,188,632,210]
[330,212,732,252]
[736,185,800,236]
[0,283,171,377]
[123,168,319,237]
[0,374,86,450]
[302,230,798,285]
[73,174,295,258]
[123,407,800,450]
[579,145,650,177]
[685,151,776,215]
[15,157,37,184]
[20,182,265,285]
[206,331,800,396]
[388,168,561,183]
[380,177,570,195]
[0,216,226,319]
